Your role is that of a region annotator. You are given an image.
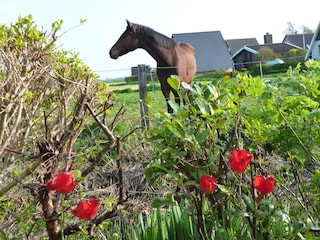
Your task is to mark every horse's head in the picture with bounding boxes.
[109,20,140,59]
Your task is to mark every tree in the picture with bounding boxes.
[284,21,313,35]
[284,21,297,35]
[301,24,313,34]
[255,47,278,61]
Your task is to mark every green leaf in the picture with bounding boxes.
[80,18,87,24]
[0,230,7,240]
[167,100,180,113]
[217,184,231,196]
[144,167,153,178]
[207,84,219,98]
[195,129,209,143]
[73,169,82,180]
[145,95,153,105]
[51,19,63,31]
[242,194,254,212]
[167,75,180,91]
[152,198,176,208]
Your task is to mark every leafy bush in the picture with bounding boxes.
[125,75,139,83]
[0,15,136,239]
[248,60,307,75]
[142,62,320,239]
[2,15,320,240]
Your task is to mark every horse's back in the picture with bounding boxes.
[176,43,196,84]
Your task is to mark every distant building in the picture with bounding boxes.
[230,32,309,70]
[131,65,151,76]
[305,21,320,60]
[172,31,234,72]
[231,42,299,70]
[225,38,259,55]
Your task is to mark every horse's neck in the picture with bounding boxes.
[145,44,175,66]
[139,33,176,66]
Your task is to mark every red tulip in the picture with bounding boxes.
[230,149,253,173]
[253,175,275,201]
[46,172,76,194]
[71,198,99,220]
[200,175,217,193]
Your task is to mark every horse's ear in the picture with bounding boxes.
[126,19,134,30]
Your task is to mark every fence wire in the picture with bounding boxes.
[97,55,306,77]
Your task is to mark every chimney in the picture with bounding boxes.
[264,32,273,44]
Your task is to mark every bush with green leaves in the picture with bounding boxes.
[0,15,136,240]
[143,61,320,239]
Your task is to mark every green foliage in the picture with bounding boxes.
[134,204,200,240]
[255,47,279,61]
[142,61,320,239]
[0,15,125,239]
[2,14,320,240]
[124,75,138,83]
[124,72,158,83]
[248,60,307,75]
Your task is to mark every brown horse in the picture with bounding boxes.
[109,20,196,113]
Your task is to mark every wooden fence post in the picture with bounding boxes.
[259,61,264,79]
[138,64,149,129]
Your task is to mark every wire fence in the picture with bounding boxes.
[99,55,307,129]
[97,55,306,80]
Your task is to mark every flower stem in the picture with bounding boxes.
[238,174,242,196]
[60,194,65,240]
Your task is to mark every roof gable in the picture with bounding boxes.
[225,38,259,55]
[231,46,259,59]
[172,31,234,72]
[282,33,314,49]
[250,43,298,54]
[231,43,298,59]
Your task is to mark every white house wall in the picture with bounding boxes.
[310,40,320,60]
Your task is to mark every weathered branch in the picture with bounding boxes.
[85,103,116,143]
[0,156,42,197]
[80,138,116,178]
[116,137,124,204]
[110,104,126,132]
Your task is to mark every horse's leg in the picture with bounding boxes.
[172,89,181,106]
[160,84,173,113]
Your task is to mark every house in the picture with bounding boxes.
[232,42,299,70]
[225,38,259,55]
[282,33,313,49]
[172,31,234,72]
[231,46,259,70]
[231,33,300,70]
[305,21,320,60]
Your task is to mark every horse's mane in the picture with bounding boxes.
[134,23,176,49]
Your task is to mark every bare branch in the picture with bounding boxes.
[0,157,42,197]
[85,103,116,143]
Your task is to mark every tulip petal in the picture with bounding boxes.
[200,175,217,193]
[71,198,99,220]
[230,149,253,173]
[253,175,275,194]
[46,172,76,194]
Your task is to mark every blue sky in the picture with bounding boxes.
[1,0,319,79]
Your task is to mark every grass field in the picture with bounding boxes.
[106,71,229,130]
[105,71,283,130]
[106,80,166,132]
